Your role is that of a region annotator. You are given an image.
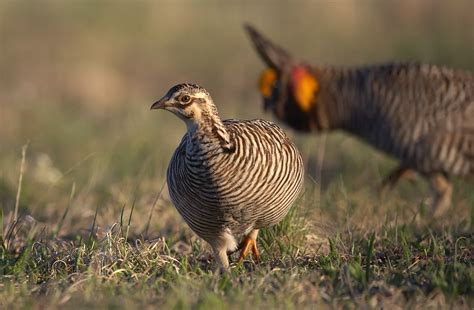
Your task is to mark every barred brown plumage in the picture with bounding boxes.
[245,25,474,217]
[151,83,304,270]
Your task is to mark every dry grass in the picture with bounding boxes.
[0,1,473,309]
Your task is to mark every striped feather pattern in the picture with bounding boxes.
[311,63,474,177]
[245,25,473,215]
[167,118,304,244]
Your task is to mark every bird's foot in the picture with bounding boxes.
[379,166,416,193]
[429,174,453,218]
[238,235,260,264]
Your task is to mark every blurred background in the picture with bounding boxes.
[1,0,473,238]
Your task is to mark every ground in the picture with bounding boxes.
[0,1,473,309]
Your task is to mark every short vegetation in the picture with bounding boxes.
[0,1,473,309]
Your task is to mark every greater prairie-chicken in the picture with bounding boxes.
[151,83,304,269]
[245,25,474,216]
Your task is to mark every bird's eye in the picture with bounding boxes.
[181,95,191,103]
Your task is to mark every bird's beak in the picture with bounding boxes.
[150,96,168,110]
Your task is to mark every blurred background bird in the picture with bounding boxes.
[151,83,304,270]
[245,25,474,217]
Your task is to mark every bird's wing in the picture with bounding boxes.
[417,118,474,176]
[460,121,474,176]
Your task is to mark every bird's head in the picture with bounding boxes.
[152,83,234,150]
[151,83,218,129]
[245,24,320,131]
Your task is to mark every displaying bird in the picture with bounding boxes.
[245,25,474,217]
[151,83,304,270]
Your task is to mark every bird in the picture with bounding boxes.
[244,24,474,217]
[151,83,304,270]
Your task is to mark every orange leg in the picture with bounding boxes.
[429,173,452,218]
[379,166,417,193]
[238,229,260,264]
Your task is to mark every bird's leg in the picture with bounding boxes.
[213,247,230,272]
[238,229,260,264]
[379,166,417,193]
[250,237,260,264]
[211,231,239,272]
[429,173,453,218]
[227,239,246,255]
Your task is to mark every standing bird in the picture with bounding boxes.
[245,25,474,217]
[151,83,304,270]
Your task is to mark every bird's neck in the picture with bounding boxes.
[186,110,235,152]
[312,66,366,131]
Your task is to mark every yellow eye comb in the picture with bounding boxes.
[259,68,277,98]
